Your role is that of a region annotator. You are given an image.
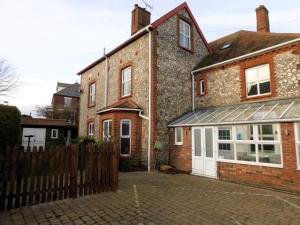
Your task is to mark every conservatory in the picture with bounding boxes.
[168,98,300,181]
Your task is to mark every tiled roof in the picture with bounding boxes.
[55,83,80,98]
[97,99,142,114]
[195,30,300,70]
[21,118,69,127]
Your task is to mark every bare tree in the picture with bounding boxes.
[34,105,53,118]
[0,58,18,97]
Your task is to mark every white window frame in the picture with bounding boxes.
[121,67,131,97]
[175,127,183,145]
[103,119,112,141]
[179,19,191,50]
[64,97,72,108]
[88,122,94,137]
[51,129,58,139]
[245,64,271,98]
[200,79,205,95]
[120,119,131,156]
[89,83,96,106]
[295,123,300,170]
[216,124,283,168]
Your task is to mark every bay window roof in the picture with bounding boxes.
[168,98,300,127]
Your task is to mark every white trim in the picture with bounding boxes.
[245,64,271,98]
[200,79,205,95]
[175,127,183,145]
[51,129,58,139]
[120,119,131,156]
[295,123,300,170]
[168,117,300,127]
[147,28,152,172]
[216,124,283,167]
[103,119,112,141]
[88,122,94,137]
[192,38,300,73]
[179,19,191,50]
[121,66,131,97]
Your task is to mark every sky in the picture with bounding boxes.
[0,0,299,115]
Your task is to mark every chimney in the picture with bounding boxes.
[256,5,270,32]
[131,4,151,35]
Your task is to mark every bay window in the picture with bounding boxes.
[217,124,282,166]
[295,123,300,169]
[103,120,112,141]
[245,64,271,97]
[120,119,131,155]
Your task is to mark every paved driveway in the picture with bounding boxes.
[1,172,300,225]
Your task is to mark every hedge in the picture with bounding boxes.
[0,104,21,150]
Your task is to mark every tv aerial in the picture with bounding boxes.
[142,0,153,11]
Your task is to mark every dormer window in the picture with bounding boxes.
[179,19,191,50]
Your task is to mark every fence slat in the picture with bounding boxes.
[52,146,60,201]
[21,148,30,207]
[41,146,49,203]
[14,149,24,208]
[58,146,64,200]
[64,146,70,199]
[35,146,43,204]
[7,147,17,210]
[28,146,37,205]
[79,146,84,196]
[47,146,54,202]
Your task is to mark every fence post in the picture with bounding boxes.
[7,146,17,210]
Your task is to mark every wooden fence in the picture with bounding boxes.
[0,143,119,211]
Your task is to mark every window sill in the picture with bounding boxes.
[174,143,183,146]
[88,104,95,108]
[179,45,193,53]
[120,94,132,100]
[243,93,273,101]
[217,159,283,168]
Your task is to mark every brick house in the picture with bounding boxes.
[78,3,210,170]
[51,82,80,125]
[168,5,300,192]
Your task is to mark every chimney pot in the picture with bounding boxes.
[131,4,151,35]
[256,5,270,32]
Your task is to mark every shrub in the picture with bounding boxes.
[0,104,21,150]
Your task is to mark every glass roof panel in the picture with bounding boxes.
[199,110,222,123]
[264,103,290,120]
[282,102,300,118]
[249,104,276,120]
[207,108,234,123]
[222,106,249,122]
[234,105,261,121]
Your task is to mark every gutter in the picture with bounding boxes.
[191,37,300,111]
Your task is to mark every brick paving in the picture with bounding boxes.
[1,172,300,225]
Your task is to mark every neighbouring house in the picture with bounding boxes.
[21,118,77,148]
[77,3,211,170]
[168,5,300,192]
[51,82,80,125]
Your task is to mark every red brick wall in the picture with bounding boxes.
[52,95,79,110]
[169,127,192,172]
[219,123,300,193]
[98,111,142,165]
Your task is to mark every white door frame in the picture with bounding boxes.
[192,127,217,178]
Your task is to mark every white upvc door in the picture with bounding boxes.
[192,127,217,178]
